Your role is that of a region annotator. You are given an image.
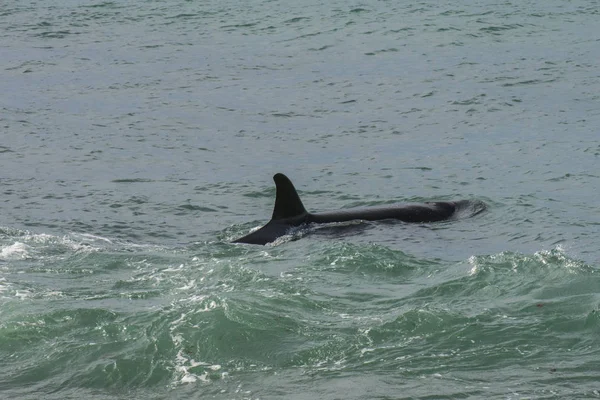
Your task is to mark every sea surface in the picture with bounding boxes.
[1,0,599,398]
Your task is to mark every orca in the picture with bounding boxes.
[234,173,483,245]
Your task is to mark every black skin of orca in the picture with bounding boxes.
[234,173,474,245]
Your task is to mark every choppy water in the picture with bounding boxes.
[1,0,599,399]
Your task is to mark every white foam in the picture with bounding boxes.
[2,232,104,257]
[15,289,32,299]
[173,345,221,385]
[72,233,113,244]
[177,279,196,291]
[467,255,478,275]
[0,277,10,294]
[22,233,54,243]
[0,242,31,260]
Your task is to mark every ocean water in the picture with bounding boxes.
[1,0,599,398]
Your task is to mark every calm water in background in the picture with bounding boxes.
[1,0,599,398]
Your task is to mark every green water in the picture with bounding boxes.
[2,0,600,398]
[2,233,599,398]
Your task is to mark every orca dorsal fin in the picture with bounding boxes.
[272,173,307,220]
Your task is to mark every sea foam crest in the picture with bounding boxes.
[0,277,11,295]
[169,310,224,385]
[0,242,31,260]
[467,245,590,277]
[1,228,140,260]
[2,230,104,257]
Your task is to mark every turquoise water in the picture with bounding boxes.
[1,0,599,398]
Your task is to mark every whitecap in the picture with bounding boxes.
[0,242,31,260]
